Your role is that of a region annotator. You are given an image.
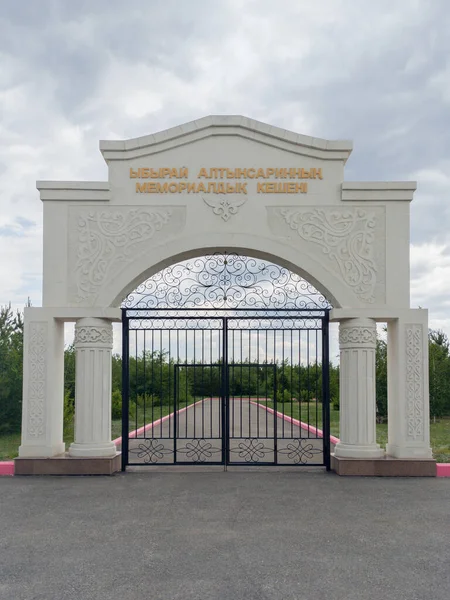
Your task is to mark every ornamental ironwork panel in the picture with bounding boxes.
[123,252,331,311]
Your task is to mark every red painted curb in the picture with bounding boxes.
[112,398,206,446]
[0,461,15,476]
[250,400,341,445]
[437,464,450,477]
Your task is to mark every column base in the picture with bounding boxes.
[386,443,433,459]
[331,454,436,477]
[18,442,66,458]
[69,441,117,458]
[15,452,121,476]
[334,442,384,459]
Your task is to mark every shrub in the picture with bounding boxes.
[111,390,122,419]
[331,395,339,411]
[64,389,75,423]
[276,389,292,403]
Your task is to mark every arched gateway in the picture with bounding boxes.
[122,253,332,470]
[16,116,435,476]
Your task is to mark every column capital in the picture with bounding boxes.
[339,317,377,349]
[74,317,113,349]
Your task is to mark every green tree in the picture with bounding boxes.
[429,329,450,418]
[376,337,388,420]
[0,305,24,434]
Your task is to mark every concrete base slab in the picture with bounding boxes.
[331,454,436,477]
[14,452,121,476]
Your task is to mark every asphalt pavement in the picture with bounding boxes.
[0,471,449,600]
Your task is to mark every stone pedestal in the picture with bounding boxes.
[69,318,116,458]
[334,318,384,459]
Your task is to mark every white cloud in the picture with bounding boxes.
[1,0,450,341]
[411,242,450,333]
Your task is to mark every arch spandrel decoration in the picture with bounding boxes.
[122,252,331,316]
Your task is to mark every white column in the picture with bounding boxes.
[19,308,66,457]
[334,317,384,459]
[69,318,116,458]
[386,311,433,458]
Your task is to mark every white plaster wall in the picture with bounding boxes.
[37,117,413,313]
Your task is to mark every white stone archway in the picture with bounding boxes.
[16,116,434,475]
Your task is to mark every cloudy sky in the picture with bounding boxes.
[1,0,450,337]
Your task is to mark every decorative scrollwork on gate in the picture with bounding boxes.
[177,439,222,462]
[229,438,274,462]
[129,439,174,463]
[123,253,331,310]
[278,439,323,464]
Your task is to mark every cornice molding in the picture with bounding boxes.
[99,115,353,163]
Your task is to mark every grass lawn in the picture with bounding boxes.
[1,403,449,463]
[265,400,340,437]
[271,401,450,463]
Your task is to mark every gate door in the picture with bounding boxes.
[174,364,225,465]
[121,310,330,469]
[226,313,329,466]
[122,314,225,467]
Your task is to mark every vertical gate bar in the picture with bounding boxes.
[176,329,179,438]
[257,330,260,436]
[222,318,228,465]
[135,331,138,436]
[202,329,205,440]
[265,330,268,436]
[273,360,278,465]
[218,326,221,440]
[229,360,232,440]
[231,329,235,438]
[290,329,293,438]
[240,330,243,440]
[143,329,146,436]
[273,330,277,464]
[210,330,213,438]
[307,329,310,438]
[248,330,251,439]
[322,312,331,470]
[160,330,163,439]
[185,359,188,438]
[298,329,302,434]
[185,331,188,439]
[193,329,196,440]
[151,329,154,438]
[316,330,319,437]
[121,309,129,472]
[168,329,172,439]
[174,365,178,464]
[282,329,285,439]
[150,327,155,438]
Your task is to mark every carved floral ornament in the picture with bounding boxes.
[27,322,47,438]
[75,208,173,304]
[74,324,114,347]
[339,323,377,347]
[202,194,247,221]
[276,208,378,303]
[405,324,424,441]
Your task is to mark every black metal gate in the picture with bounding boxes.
[121,254,331,470]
